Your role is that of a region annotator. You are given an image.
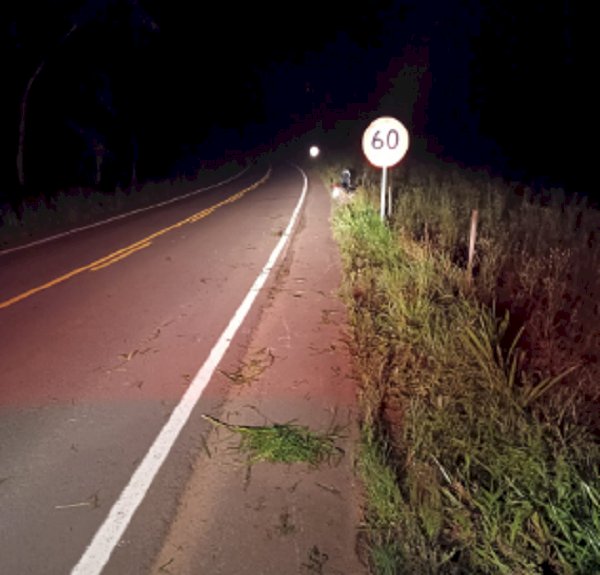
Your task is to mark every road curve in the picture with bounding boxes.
[0,160,307,575]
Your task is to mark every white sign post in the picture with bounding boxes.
[361,116,410,220]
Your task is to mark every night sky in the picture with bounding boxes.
[2,0,595,205]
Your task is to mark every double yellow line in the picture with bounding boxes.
[0,168,271,310]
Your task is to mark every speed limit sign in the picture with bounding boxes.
[362,116,409,168]
[362,116,409,220]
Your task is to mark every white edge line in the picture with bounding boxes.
[70,164,308,575]
[0,164,252,256]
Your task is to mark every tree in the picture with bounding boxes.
[16,22,78,188]
[15,0,157,191]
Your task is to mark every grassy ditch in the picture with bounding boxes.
[327,161,600,574]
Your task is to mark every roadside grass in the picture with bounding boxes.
[388,159,600,432]
[326,159,600,574]
[0,160,246,251]
[201,414,344,466]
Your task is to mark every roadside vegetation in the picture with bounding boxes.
[0,160,246,251]
[324,155,600,574]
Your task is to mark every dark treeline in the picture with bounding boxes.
[425,0,594,196]
[2,0,388,208]
[1,0,595,212]
[3,0,269,201]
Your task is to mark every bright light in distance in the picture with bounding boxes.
[309,145,320,158]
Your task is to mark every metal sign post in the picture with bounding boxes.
[361,116,410,220]
[380,166,388,220]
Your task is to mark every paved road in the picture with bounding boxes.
[0,160,307,574]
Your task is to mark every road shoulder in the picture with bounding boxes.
[150,166,367,575]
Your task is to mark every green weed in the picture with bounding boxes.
[201,414,344,466]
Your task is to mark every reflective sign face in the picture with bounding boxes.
[362,116,409,168]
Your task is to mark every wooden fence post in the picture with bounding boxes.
[467,209,478,285]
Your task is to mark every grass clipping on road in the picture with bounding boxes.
[202,414,344,466]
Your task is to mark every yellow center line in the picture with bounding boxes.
[89,241,153,271]
[0,168,271,310]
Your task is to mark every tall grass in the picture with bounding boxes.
[388,160,600,432]
[328,163,600,574]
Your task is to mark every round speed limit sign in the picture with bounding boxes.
[362,116,409,168]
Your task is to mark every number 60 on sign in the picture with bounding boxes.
[361,116,409,168]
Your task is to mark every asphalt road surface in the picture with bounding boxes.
[0,160,308,574]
